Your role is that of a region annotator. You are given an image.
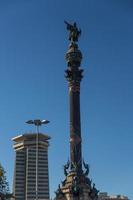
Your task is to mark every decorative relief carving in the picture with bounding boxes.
[65,69,83,82]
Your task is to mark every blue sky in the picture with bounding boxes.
[0,0,133,199]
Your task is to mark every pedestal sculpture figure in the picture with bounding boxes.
[55,22,99,200]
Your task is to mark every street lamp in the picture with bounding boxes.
[26,119,50,200]
[26,119,50,132]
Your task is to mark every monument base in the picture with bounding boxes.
[55,171,98,200]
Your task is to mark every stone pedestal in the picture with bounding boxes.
[55,170,98,200]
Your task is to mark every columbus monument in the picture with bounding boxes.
[54,22,99,200]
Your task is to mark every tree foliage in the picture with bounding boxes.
[0,163,13,200]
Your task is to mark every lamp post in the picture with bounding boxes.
[26,119,50,200]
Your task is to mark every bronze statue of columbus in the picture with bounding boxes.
[64,21,81,42]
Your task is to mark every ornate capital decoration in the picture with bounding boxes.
[65,43,82,68]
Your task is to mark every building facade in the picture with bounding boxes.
[98,193,129,200]
[12,133,50,200]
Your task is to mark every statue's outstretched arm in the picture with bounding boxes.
[64,20,73,30]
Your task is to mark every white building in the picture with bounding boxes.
[12,133,50,200]
[98,192,129,200]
